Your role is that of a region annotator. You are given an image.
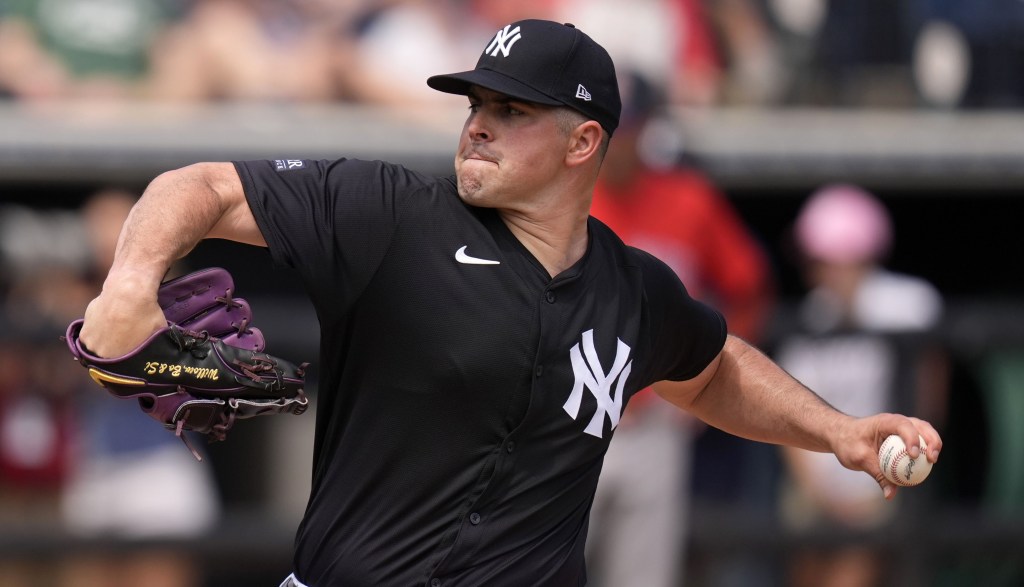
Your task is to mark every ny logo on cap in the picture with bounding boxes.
[485,24,522,58]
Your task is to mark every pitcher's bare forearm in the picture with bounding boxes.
[696,337,847,451]
[106,162,262,289]
[82,163,260,358]
[656,335,848,453]
[656,335,942,501]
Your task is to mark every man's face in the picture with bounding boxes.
[455,86,568,208]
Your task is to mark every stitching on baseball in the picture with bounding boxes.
[889,445,910,485]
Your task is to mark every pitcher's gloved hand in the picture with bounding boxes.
[65,267,308,460]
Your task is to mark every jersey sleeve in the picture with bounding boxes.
[640,248,728,382]
[233,158,437,312]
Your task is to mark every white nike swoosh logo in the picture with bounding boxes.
[455,245,500,265]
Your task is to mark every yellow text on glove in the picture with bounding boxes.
[144,362,220,381]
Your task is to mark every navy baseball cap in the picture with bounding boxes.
[427,19,621,135]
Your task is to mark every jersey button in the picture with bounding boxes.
[430,579,441,587]
[545,290,556,303]
[535,365,544,378]
[506,441,516,453]
[469,512,482,525]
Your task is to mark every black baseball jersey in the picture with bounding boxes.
[234,158,727,586]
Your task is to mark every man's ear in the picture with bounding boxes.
[565,120,604,167]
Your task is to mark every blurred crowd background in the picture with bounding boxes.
[1,1,1023,586]
[2,0,1024,108]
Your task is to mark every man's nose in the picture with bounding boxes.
[466,112,492,142]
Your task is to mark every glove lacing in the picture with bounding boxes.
[216,289,257,339]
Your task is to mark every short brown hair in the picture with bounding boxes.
[555,107,610,160]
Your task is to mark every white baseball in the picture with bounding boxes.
[878,434,932,486]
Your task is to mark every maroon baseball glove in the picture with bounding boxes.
[65,267,308,460]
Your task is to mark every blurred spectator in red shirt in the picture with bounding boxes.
[586,69,775,587]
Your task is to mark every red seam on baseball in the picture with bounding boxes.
[890,447,910,485]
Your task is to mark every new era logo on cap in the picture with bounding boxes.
[426,19,621,135]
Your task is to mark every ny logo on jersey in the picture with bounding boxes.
[485,24,522,58]
[562,329,633,438]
